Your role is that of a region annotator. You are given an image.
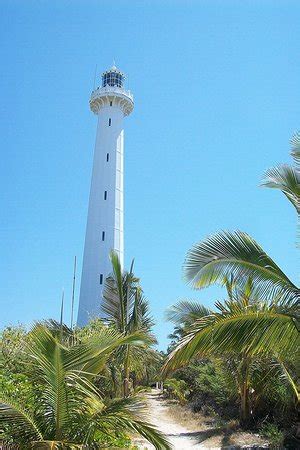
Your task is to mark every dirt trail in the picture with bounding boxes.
[135,390,203,449]
[134,390,268,450]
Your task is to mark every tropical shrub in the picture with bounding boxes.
[164,378,189,404]
[0,322,171,449]
[259,423,285,448]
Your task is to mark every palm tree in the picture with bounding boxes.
[102,251,156,397]
[178,139,300,394]
[164,293,299,424]
[0,323,171,449]
[166,301,212,352]
[165,135,300,424]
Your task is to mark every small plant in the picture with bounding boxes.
[164,378,190,404]
[200,404,217,417]
[260,423,285,448]
[134,385,152,394]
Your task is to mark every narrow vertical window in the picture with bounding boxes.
[110,101,112,106]
[108,118,111,126]
[102,231,105,241]
[104,191,107,200]
[106,153,109,162]
[100,274,103,285]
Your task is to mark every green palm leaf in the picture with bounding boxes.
[103,251,138,333]
[183,230,300,304]
[262,131,300,214]
[0,394,43,442]
[290,131,300,167]
[262,164,300,213]
[27,325,69,440]
[1,322,169,448]
[89,396,172,450]
[163,303,299,374]
[166,300,212,326]
[102,251,156,397]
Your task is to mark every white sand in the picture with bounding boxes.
[135,390,203,449]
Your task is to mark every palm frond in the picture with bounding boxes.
[262,164,300,213]
[66,328,152,376]
[89,396,172,450]
[183,230,300,304]
[276,359,299,401]
[0,394,43,443]
[290,131,300,167]
[129,290,155,334]
[103,251,139,333]
[166,300,212,326]
[163,304,299,375]
[26,325,68,439]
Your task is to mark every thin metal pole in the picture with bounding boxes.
[60,289,64,324]
[70,256,77,329]
[60,289,64,343]
[93,64,98,90]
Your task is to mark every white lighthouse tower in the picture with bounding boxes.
[77,65,134,326]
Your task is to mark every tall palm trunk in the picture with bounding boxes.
[239,354,251,426]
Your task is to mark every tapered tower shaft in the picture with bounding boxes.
[77,66,134,326]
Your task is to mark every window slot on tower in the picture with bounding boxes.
[99,274,103,285]
[104,191,107,200]
[110,101,112,106]
[102,231,105,241]
[106,153,109,162]
[108,118,111,126]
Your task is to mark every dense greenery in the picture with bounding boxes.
[0,259,170,449]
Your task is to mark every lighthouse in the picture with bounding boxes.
[77,65,134,326]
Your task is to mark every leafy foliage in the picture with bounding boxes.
[163,378,189,404]
[183,230,300,304]
[262,131,300,214]
[164,298,299,375]
[0,323,171,449]
[102,251,157,396]
[259,423,284,448]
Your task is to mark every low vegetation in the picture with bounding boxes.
[0,260,171,449]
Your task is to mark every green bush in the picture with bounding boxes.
[174,360,238,417]
[259,423,285,448]
[134,385,152,394]
[164,378,190,404]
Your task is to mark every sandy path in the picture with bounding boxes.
[134,390,268,449]
[135,389,201,449]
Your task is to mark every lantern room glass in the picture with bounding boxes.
[102,71,124,88]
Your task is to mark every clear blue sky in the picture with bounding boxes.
[1,0,299,349]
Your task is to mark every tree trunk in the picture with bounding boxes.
[239,355,251,427]
[123,345,130,397]
[240,378,250,425]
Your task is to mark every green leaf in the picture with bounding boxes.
[164,302,299,375]
[183,230,300,304]
[0,394,43,443]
